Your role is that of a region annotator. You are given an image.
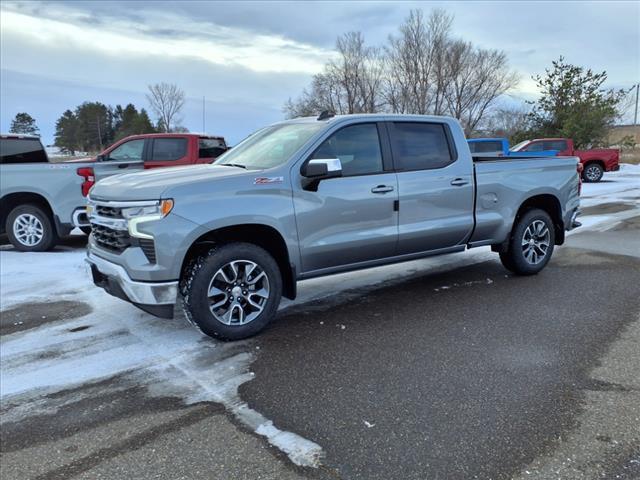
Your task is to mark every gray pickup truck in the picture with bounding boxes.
[86,114,581,340]
[0,134,141,251]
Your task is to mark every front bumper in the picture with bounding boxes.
[72,208,90,228]
[86,251,177,318]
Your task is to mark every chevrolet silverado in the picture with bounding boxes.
[86,114,582,340]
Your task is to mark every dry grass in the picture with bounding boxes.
[620,149,640,165]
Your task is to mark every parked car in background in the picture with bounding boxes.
[89,133,228,169]
[86,114,581,340]
[510,138,619,182]
[0,134,142,251]
[468,138,558,157]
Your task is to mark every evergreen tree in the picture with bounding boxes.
[54,110,79,154]
[9,112,39,135]
[528,57,627,148]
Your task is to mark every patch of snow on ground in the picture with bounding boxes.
[580,163,640,208]
[0,247,326,466]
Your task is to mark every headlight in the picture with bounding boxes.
[126,199,174,239]
[122,199,174,219]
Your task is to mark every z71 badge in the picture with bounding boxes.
[254,176,284,185]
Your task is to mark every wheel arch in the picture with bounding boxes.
[583,159,606,173]
[513,194,565,245]
[1,192,55,234]
[180,223,296,300]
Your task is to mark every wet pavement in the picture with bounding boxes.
[1,197,639,479]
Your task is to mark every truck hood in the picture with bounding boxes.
[90,164,251,201]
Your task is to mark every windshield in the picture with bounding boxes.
[510,140,530,152]
[215,123,325,170]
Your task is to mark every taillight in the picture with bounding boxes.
[577,162,583,195]
[77,167,95,197]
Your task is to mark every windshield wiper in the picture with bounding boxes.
[219,163,247,169]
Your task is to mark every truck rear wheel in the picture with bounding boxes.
[181,243,282,340]
[583,163,603,182]
[499,209,555,276]
[6,204,58,252]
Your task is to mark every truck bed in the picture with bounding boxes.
[469,155,581,246]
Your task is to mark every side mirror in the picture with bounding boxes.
[301,158,342,192]
[96,154,107,162]
[303,158,342,178]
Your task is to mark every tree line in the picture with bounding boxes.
[3,83,187,155]
[284,9,519,135]
[285,8,629,148]
[54,102,155,154]
[52,82,188,154]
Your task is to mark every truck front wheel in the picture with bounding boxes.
[6,204,58,252]
[499,209,555,276]
[181,243,283,340]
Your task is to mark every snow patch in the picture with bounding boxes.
[256,422,323,467]
[434,277,495,292]
[0,249,323,467]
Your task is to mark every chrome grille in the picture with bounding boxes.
[91,224,131,253]
[96,205,123,219]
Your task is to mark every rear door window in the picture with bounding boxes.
[390,122,454,170]
[0,138,48,164]
[151,138,188,161]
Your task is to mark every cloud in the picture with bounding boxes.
[1,0,638,143]
[0,6,334,75]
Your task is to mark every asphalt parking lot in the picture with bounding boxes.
[1,170,639,480]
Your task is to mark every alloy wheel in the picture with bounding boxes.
[521,220,550,265]
[585,165,602,181]
[13,213,44,247]
[207,260,270,325]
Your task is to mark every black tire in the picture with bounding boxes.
[499,208,555,276]
[6,204,58,252]
[582,162,604,183]
[80,226,92,236]
[181,243,282,340]
[498,250,517,273]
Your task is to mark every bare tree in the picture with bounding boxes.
[443,42,519,134]
[383,9,453,114]
[481,104,531,139]
[146,83,186,132]
[284,32,384,118]
[285,7,518,131]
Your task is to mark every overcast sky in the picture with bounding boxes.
[1,0,638,146]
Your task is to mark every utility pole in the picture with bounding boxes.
[96,114,103,150]
[634,83,639,125]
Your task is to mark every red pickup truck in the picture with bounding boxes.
[511,138,619,182]
[93,133,228,169]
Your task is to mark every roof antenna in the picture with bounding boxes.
[317,110,335,121]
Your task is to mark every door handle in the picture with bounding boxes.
[118,163,129,169]
[371,185,394,194]
[450,178,469,186]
